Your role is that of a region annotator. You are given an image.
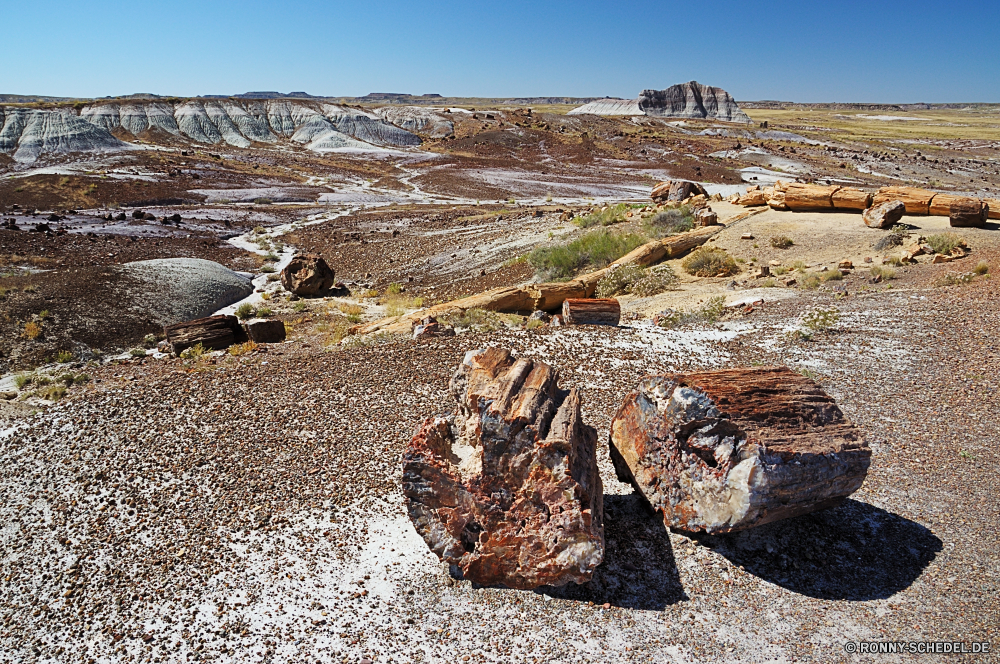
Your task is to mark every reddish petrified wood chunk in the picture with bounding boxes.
[561,298,620,326]
[609,366,870,534]
[403,348,604,589]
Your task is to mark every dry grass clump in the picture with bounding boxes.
[596,263,679,298]
[682,247,739,278]
[574,203,633,228]
[644,207,694,238]
[381,284,424,317]
[22,321,42,340]
[798,272,822,289]
[820,269,843,282]
[926,233,963,255]
[770,235,794,249]
[973,261,990,276]
[229,341,259,356]
[870,265,897,280]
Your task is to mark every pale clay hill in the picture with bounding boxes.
[0,100,432,162]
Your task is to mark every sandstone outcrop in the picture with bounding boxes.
[609,366,870,534]
[280,253,336,296]
[863,200,906,229]
[403,348,604,589]
[638,81,752,124]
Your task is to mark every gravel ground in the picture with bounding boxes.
[1,273,998,663]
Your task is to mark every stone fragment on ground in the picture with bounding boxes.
[243,318,286,343]
[402,347,604,589]
[609,366,870,534]
[280,252,336,296]
[863,200,906,229]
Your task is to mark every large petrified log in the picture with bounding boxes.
[609,366,870,534]
[164,315,247,355]
[783,183,839,211]
[562,298,620,326]
[872,186,935,215]
[831,187,873,210]
[949,197,988,228]
[403,348,604,589]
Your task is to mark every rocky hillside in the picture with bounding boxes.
[639,81,752,123]
[0,99,431,162]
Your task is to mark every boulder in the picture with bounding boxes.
[280,253,336,296]
[949,198,988,228]
[863,200,906,229]
[164,315,247,355]
[562,298,621,326]
[831,187,873,210]
[651,180,708,202]
[783,183,838,211]
[872,186,934,215]
[609,367,870,534]
[402,348,604,589]
[243,318,286,343]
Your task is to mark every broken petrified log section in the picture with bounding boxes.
[950,198,989,228]
[243,318,287,344]
[562,298,621,326]
[863,200,906,229]
[280,253,336,296]
[164,315,247,355]
[403,348,604,589]
[609,366,870,534]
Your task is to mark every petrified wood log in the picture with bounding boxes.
[872,186,934,215]
[831,187,873,210]
[949,198,988,228]
[562,298,620,326]
[609,366,870,534]
[783,183,839,211]
[403,348,604,589]
[164,315,247,355]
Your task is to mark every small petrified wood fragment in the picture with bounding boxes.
[562,298,620,326]
[164,315,247,355]
[403,348,604,589]
[609,366,870,534]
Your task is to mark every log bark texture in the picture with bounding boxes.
[609,366,870,534]
[949,198,988,228]
[403,348,604,589]
[562,298,620,326]
[164,315,247,355]
[783,183,839,211]
[872,186,935,215]
[243,318,286,343]
[831,187,873,210]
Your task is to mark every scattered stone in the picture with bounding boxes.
[402,348,604,589]
[609,367,871,534]
[528,310,552,324]
[838,260,854,270]
[863,200,906,229]
[243,318,287,344]
[740,233,754,240]
[411,317,456,339]
[132,210,145,219]
[695,208,718,226]
[280,253,336,296]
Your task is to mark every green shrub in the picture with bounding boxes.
[800,307,840,333]
[595,264,646,298]
[256,307,273,318]
[263,253,279,263]
[259,265,276,274]
[682,247,739,278]
[927,233,963,255]
[529,229,646,280]
[770,235,794,249]
[55,350,73,363]
[644,207,694,238]
[13,374,32,389]
[632,264,679,297]
[40,385,67,401]
[293,301,307,312]
[235,303,255,320]
[129,348,147,358]
[441,308,501,330]
[798,272,822,289]
[820,269,843,282]
[574,203,631,228]
[772,266,789,276]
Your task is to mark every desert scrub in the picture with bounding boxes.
[382,294,424,318]
[39,384,67,401]
[441,308,501,331]
[760,277,777,288]
[682,247,739,278]
[595,264,645,298]
[22,321,42,340]
[13,373,33,390]
[644,207,694,238]
[820,269,843,282]
[790,260,808,272]
[655,296,727,328]
[973,261,990,276]
[338,303,364,324]
[935,271,980,287]
[501,254,528,268]
[770,235,794,249]
[574,203,631,228]
[129,348,147,358]
[55,350,73,363]
[259,265,276,274]
[180,343,207,360]
[263,253,279,263]
[292,301,307,313]
[229,340,258,356]
[529,229,645,280]
[256,307,273,318]
[235,303,255,320]
[926,233,963,255]
[772,266,789,276]
[797,272,822,289]
[870,265,896,280]
[800,307,841,334]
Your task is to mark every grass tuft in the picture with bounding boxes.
[926,233,963,255]
[770,235,794,249]
[529,229,646,281]
[682,247,739,278]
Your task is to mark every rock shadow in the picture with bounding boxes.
[695,499,941,601]
[536,492,688,610]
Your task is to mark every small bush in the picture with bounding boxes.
[682,247,739,278]
[574,203,631,228]
[525,317,546,330]
[235,303,255,320]
[13,374,32,389]
[973,261,990,276]
[253,225,266,234]
[442,308,500,330]
[801,307,840,333]
[260,291,271,301]
[256,307,273,318]
[22,321,42,340]
[596,264,646,298]
[129,348,147,358]
[770,235,794,249]
[39,385,67,401]
[798,272,822,289]
[143,333,158,348]
[926,233,963,255]
[644,207,694,238]
[655,296,727,328]
[259,265,276,274]
[39,309,50,319]
[180,343,207,360]
[790,260,808,272]
[870,265,896,281]
[55,350,73,363]
[529,229,646,280]
[632,264,679,297]
[935,272,978,287]
[266,273,280,282]
[820,269,843,282]
[761,278,777,288]
[386,282,404,295]
[263,253,279,263]
[229,340,258,356]
[383,294,423,317]
[886,255,904,267]
[293,301,307,312]
[772,266,789,276]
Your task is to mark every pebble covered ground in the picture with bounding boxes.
[2,267,998,663]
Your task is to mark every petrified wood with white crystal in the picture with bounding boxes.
[403,348,604,589]
[609,366,870,534]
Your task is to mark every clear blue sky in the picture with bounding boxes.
[5,0,998,102]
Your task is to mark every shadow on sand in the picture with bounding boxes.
[535,493,688,610]
[694,498,942,601]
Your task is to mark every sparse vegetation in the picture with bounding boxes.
[180,343,207,360]
[293,301,307,312]
[259,265,276,274]
[973,261,990,276]
[772,266,790,276]
[529,229,646,280]
[797,272,822,289]
[574,203,631,228]
[935,271,981,287]
[820,269,843,282]
[256,307,273,318]
[235,303,255,320]
[655,295,727,328]
[129,348,147,358]
[55,350,73,363]
[441,308,502,331]
[770,235,794,249]
[644,207,694,238]
[229,340,259,356]
[926,233,963,256]
[682,247,739,278]
[870,265,897,280]
[22,321,42,340]
[800,307,841,333]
